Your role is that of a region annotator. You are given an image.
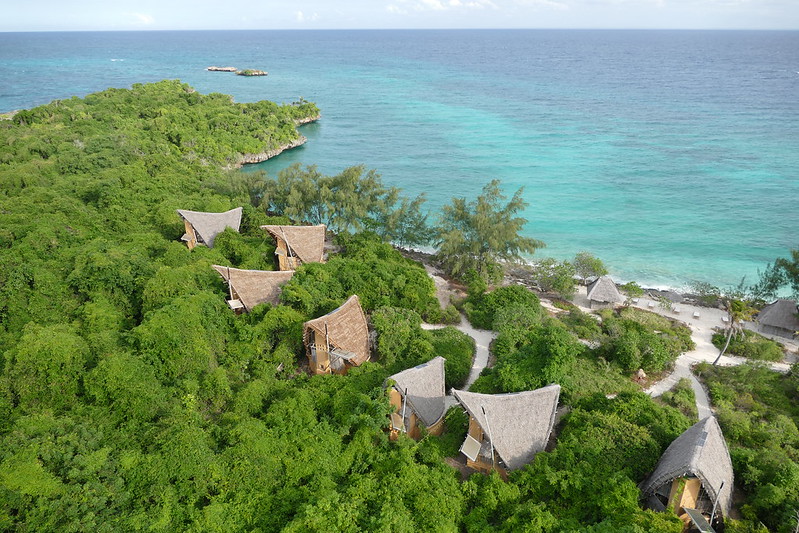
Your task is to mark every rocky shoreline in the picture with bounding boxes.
[233,136,307,168]
[294,114,321,126]
[398,247,726,310]
[233,114,320,168]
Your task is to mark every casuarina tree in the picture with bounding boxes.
[435,180,544,283]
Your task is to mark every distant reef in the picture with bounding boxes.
[206,66,268,76]
[236,69,268,77]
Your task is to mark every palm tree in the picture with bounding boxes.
[713,299,755,365]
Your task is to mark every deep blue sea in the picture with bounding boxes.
[1,29,798,290]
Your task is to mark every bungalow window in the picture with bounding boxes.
[460,434,482,462]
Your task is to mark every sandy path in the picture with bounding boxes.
[572,286,793,418]
[422,318,496,409]
[422,267,795,419]
[421,266,496,407]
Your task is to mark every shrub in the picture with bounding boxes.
[371,306,433,371]
[659,378,698,420]
[560,309,603,341]
[465,285,541,330]
[429,407,469,458]
[440,304,461,325]
[711,329,784,362]
[429,327,474,389]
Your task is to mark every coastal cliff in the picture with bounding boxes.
[231,114,320,167]
[235,136,307,167]
[294,114,321,126]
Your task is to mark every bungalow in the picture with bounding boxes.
[176,207,242,249]
[211,265,294,313]
[303,295,369,375]
[586,276,624,309]
[453,384,560,476]
[386,356,446,440]
[756,299,799,339]
[640,416,733,532]
[261,224,326,271]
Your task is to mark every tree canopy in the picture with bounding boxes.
[435,180,544,283]
[0,80,791,532]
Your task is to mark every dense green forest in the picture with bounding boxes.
[0,81,797,531]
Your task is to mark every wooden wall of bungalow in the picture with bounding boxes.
[305,331,333,375]
[304,326,364,376]
[225,281,246,314]
[182,220,199,250]
[464,415,508,479]
[669,477,705,527]
[274,237,302,271]
[387,387,444,441]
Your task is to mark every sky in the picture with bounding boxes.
[1,0,797,32]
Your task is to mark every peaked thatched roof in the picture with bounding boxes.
[386,357,446,428]
[261,224,326,264]
[452,385,561,471]
[586,276,624,304]
[758,299,799,332]
[211,265,294,311]
[177,207,242,248]
[304,295,369,366]
[640,417,733,517]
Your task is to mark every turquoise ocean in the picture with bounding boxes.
[1,30,797,290]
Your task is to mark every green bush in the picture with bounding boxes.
[429,407,469,458]
[711,329,784,361]
[429,327,474,389]
[465,284,541,330]
[599,308,692,373]
[560,309,603,341]
[281,234,438,319]
[440,304,461,325]
[700,363,799,532]
[659,378,698,420]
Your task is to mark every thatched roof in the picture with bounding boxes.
[452,385,561,471]
[304,295,369,366]
[587,276,624,304]
[211,265,294,311]
[177,207,242,248]
[640,417,733,517]
[758,299,799,332]
[386,357,446,428]
[261,224,326,264]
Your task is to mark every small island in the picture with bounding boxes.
[236,69,267,76]
[206,66,237,72]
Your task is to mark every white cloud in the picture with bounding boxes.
[132,13,154,25]
[514,0,569,10]
[417,0,446,10]
[387,0,497,11]
[296,10,320,23]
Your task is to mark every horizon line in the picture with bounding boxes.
[2,27,799,34]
